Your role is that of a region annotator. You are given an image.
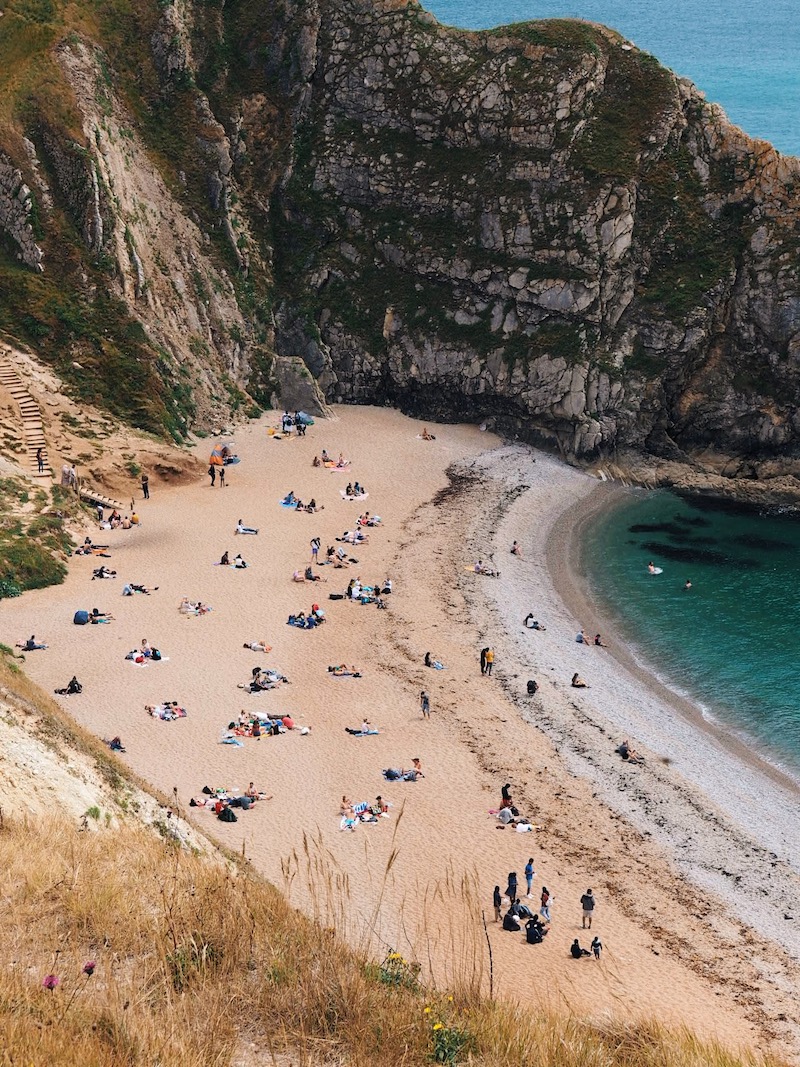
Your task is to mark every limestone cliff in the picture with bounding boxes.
[1,0,799,476]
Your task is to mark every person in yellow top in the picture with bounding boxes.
[485,648,495,676]
[131,512,140,524]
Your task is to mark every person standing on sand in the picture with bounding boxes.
[591,935,602,959]
[141,472,150,499]
[505,871,518,902]
[219,466,226,488]
[485,648,495,676]
[209,464,216,487]
[580,888,595,929]
[524,857,535,897]
[310,537,320,564]
[420,690,430,719]
[493,885,502,923]
[480,647,488,674]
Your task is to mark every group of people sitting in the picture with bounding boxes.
[125,639,163,663]
[576,630,606,647]
[343,481,366,497]
[287,605,326,628]
[224,709,306,739]
[191,783,271,821]
[292,566,327,583]
[281,492,322,513]
[344,578,390,605]
[100,510,140,530]
[313,450,348,469]
[219,551,248,568]
[339,794,389,830]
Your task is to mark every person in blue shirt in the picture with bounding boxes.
[524,857,535,897]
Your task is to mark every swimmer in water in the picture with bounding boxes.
[684,579,692,590]
[647,561,657,574]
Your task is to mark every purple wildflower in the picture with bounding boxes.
[82,961,96,976]
[42,974,59,990]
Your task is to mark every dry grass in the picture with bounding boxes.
[0,813,786,1067]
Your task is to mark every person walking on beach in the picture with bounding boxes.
[141,472,150,499]
[540,886,551,923]
[580,888,595,929]
[493,885,502,923]
[420,690,430,719]
[480,647,489,674]
[524,857,535,897]
[485,648,495,676]
[310,537,320,564]
[208,464,216,487]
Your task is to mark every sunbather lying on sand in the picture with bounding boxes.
[123,583,156,595]
[243,640,272,652]
[145,702,187,720]
[235,519,259,534]
[92,566,116,579]
[328,664,362,677]
[382,767,423,782]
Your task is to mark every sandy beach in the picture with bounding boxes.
[4,406,800,1060]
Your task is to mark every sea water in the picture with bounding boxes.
[424,0,800,156]
[585,489,800,777]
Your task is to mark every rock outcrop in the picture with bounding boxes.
[1,0,799,479]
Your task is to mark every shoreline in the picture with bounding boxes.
[558,482,800,799]
[4,409,800,1059]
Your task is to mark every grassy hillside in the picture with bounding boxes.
[0,657,783,1067]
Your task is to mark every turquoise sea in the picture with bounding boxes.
[585,490,800,777]
[425,0,800,156]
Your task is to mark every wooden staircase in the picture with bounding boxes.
[0,351,52,480]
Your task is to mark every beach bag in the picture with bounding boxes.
[151,648,162,661]
[218,806,237,823]
[73,610,89,625]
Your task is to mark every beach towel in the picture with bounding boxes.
[339,490,369,501]
[279,500,297,508]
[220,733,244,746]
[327,464,351,472]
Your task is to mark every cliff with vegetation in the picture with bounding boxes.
[1,0,800,477]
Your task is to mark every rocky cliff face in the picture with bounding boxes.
[1,0,799,473]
